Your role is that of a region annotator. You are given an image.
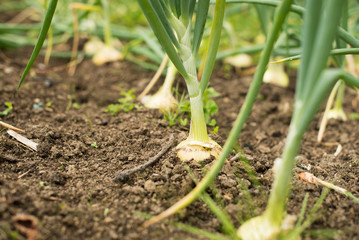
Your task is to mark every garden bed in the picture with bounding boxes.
[1,48,359,239]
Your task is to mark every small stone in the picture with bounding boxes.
[144,180,156,192]
[109,230,118,239]
[55,114,67,123]
[218,175,237,188]
[104,217,113,223]
[4,67,14,74]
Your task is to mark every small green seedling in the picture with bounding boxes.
[0,102,13,116]
[104,208,109,216]
[40,181,50,189]
[106,89,141,115]
[349,112,359,120]
[66,85,81,111]
[164,87,219,128]
[91,142,98,148]
[46,101,52,108]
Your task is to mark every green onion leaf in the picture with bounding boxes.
[18,0,58,89]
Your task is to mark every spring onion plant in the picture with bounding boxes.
[143,0,359,237]
[143,0,295,228]
[137,0,225,162]
[238,1,359,238]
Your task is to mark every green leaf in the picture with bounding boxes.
[299,0,344,102]
[137,0,188,78]
[349,113,359,120]
[208,119,216,127]
[192,0,210,55]
[0,102,13,116]
[149,0,180,48]
[18,0,58,89]
[204,87,220,99]
[219,0,359,48]
[199,0,225,94]
[295,0,322,100]
[168,0,179,18]
[180,118,188,126]
[181,0,191,25]
[273,48,359,64]
[210,126,219,134]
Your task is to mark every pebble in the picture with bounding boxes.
[144,180,156,192]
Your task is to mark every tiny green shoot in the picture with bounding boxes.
[40,181,50,189]
[106,89,141,115]
[0,102,13,116]
[163,90,188,127]
[349,112,359,120]
[104,207,109,216]
[163,87,220,129]
[46,101,52,108]
[91,142,98,148]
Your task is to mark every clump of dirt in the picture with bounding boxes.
[1,47,359,240]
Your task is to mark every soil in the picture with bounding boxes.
[1,46,359,240]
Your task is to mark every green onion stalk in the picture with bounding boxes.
[173,17,220,161]
[137,0,225,162]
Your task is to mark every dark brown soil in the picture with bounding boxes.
[1,47,359,240]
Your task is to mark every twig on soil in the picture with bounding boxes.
[40,196,63,202]
[298,172,359,205]
[18,170,31,179]
[113,134,175,182]
[0,121,25,133]
[7,130,38,151]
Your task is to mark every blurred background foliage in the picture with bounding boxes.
[0,0,358,72]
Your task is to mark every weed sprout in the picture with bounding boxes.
[0,102,13,117]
